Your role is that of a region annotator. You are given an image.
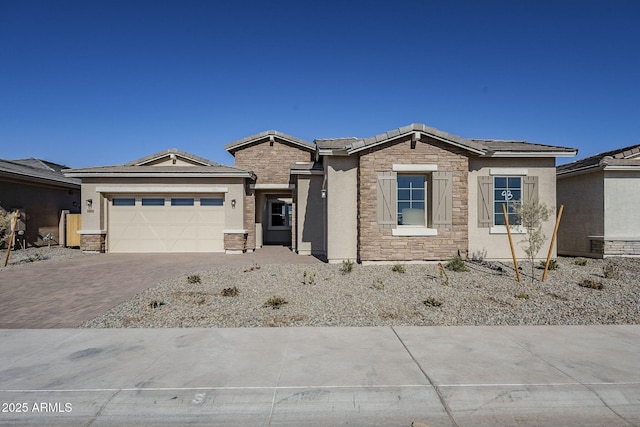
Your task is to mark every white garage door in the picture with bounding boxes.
[108,195,225,253]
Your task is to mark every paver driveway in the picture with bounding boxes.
[0,247,320,328]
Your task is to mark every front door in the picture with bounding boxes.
[263,197,292,245]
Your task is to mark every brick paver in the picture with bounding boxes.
[0,246,320,328]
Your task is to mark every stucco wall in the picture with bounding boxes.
[233,139,313,184]
[357,136,468,262]
[557,171,604,257]
[604,171,640,238]
[296,174,326,256]
[469,157,558,260]
[0,178,80,246]
[326,156,358,262]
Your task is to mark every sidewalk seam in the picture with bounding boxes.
[391,326,459,427]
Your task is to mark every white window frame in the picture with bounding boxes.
[392,167,438,236]
[490,174,526,234]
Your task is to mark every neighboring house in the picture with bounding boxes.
[0,158,81,247]
[557,144,640,258]
[65,124,577,261]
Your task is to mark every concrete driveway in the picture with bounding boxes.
[0,247,320,328]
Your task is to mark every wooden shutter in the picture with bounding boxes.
[432,171,453,227]
[477,176,493,228]
[377,171,397,227]
[523,176,539,202]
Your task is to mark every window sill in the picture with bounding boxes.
[490,225,527,235]
[392,227,438,236]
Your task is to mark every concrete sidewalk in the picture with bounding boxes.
[1,325,638,426]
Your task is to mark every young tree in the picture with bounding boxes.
[514,199,553,284]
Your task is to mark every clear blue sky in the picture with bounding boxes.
[1,0,638,168]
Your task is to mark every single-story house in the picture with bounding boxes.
[0,158,80,247]
[557,144,640,258]
[65,124,577,261]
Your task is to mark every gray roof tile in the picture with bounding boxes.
[557,144,640,174]
[0,158,80,187]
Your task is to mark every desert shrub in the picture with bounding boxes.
[515,293,530,299]
[574,258,588,266]
[221,287,239,297]
[423,297,443,307]
[446,254,468,272]
[0,208,14,247]
[149,300,165,309]
[371,278,384,290]
[264,296,288,309]
[437,263,449,286]
[391,264,406,273]
[187,274,201,284]
[579,279,603,290]
[339,259,354,274]
[537,259,559,270]
[602,261,619,279]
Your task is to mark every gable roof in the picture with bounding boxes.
[557,144,640,176]
[0,158,80,188]
[315,124,577,158]
[225,130,316,155]
[126,148,216,166]
[64,149,254,178]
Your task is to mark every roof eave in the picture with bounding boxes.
[64,171,253,179]
[485,151,578,158]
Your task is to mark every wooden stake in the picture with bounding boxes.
[502,203,521,282]
[542,205,564,282]
[3,210,20,267]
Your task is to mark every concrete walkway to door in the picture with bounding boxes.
[0,246,321,329]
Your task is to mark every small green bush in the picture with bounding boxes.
[264,296,288,309]
[423,297,443,307]
[149,300,165,309]
[221,287,239,297]
[339,259,354,274]
[445,254,468,272]
[391,264,406,273]
[574,258,588,266]
[187,274,201,284]
[579,279,603,290]
[372,278,384,290]
[537,259,559,270]
[603,261,619,279]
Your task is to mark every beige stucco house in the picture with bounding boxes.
[557,144,640,258]
[65,124,576,261]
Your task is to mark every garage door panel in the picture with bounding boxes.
[109,196,225,253]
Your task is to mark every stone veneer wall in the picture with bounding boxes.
[243,183,256,251]
[358,136,469,261]
[224,232,248,251]
[592,238,640,257]
[234,139,313,184]
[80,234,105,253]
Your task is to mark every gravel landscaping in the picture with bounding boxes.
[79,255,640,328]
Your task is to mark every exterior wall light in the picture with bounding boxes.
[231,199,236,208]
[86,199,93,208]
